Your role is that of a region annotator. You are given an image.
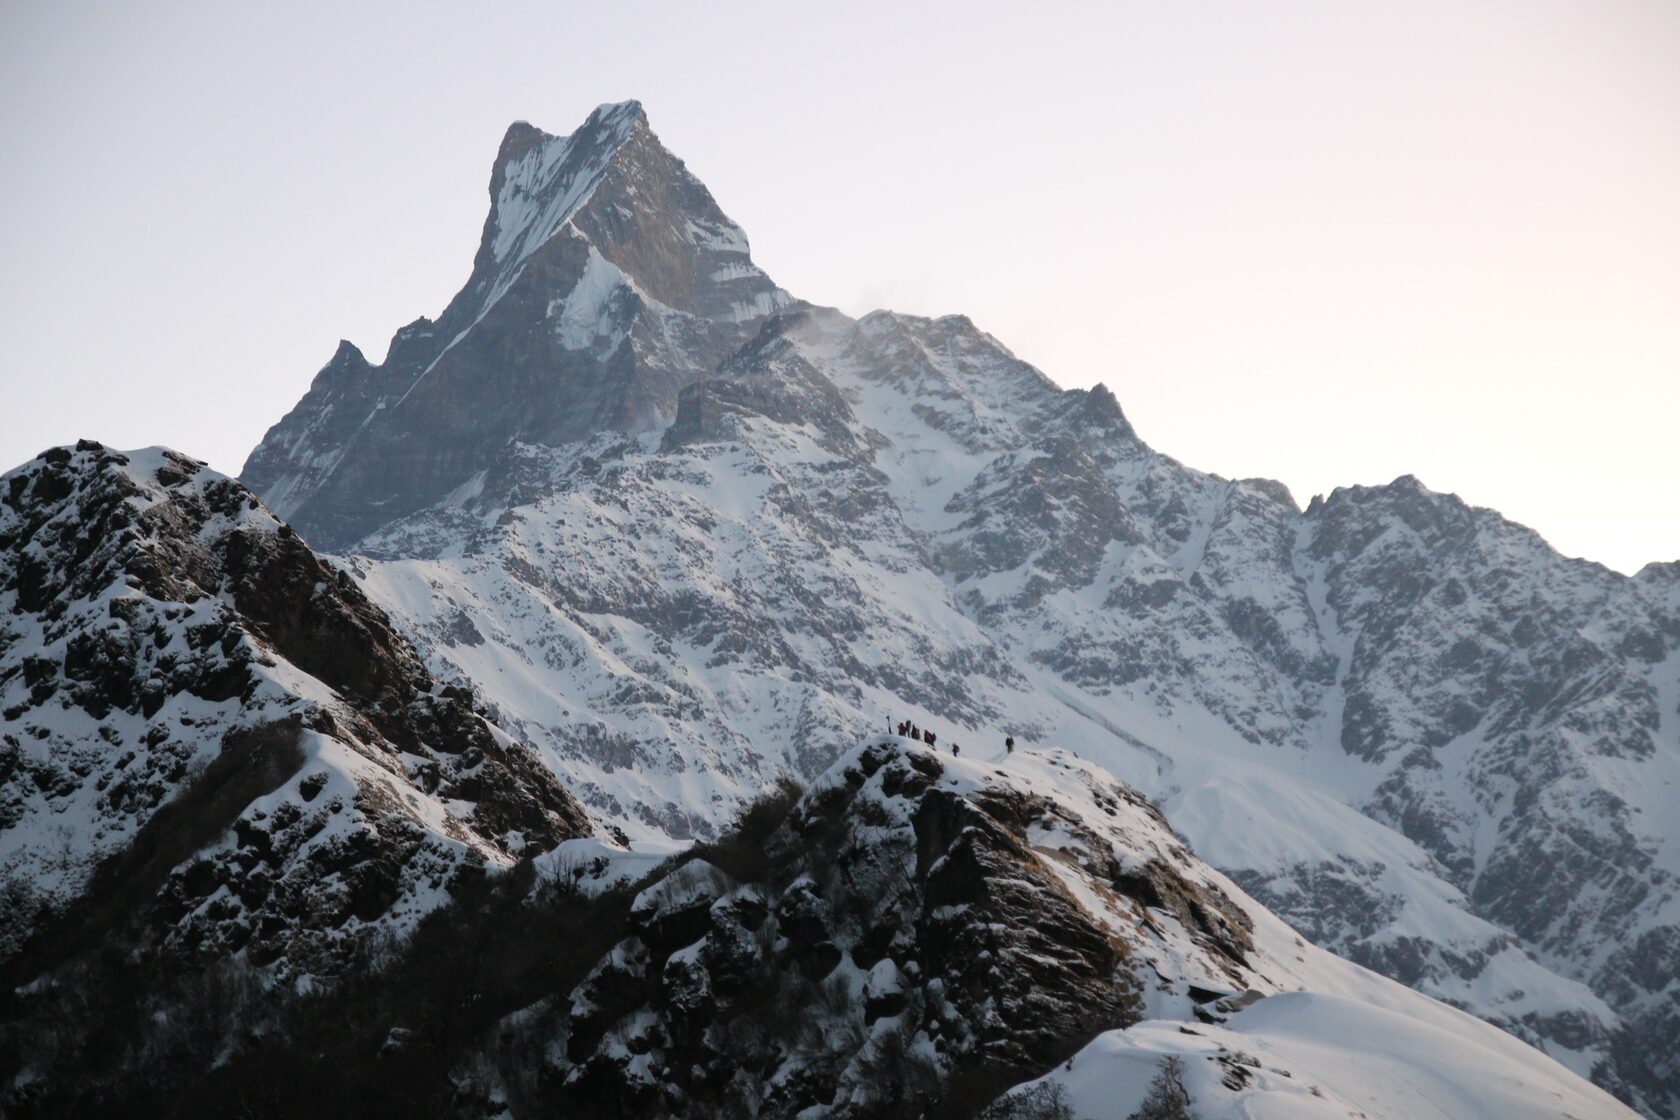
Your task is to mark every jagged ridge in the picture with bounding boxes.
[0,441,592,983]
[241,100,791,550]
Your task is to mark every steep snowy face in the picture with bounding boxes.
[240,100,790,551]
[0,442,591,976]
[1292,478,1680,1112]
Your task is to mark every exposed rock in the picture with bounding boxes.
[241,101,792,550]
[0,443,591,980]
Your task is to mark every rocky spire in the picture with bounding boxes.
[241,100,790,550]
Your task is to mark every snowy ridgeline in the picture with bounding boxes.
[469,736,1639,1119]
[0,442,591,974]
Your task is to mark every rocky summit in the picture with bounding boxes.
[0,100,1672,1119]
[242,100,791,551]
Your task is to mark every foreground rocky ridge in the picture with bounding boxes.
[0,442,592,983]
[529,738,1630,1119]
[236,103,1678,1113]
[1,736,1635,1119]
[544,739,1239,1117]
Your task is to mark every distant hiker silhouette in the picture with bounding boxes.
[952,743,960,757]
[1005,736,1015,754]
[924,730,937,748]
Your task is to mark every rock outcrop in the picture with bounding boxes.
[6,736,1631,1119]
[0,441,591,981]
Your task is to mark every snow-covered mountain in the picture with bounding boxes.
[242,100,791,551]
[236,101,1680,1115]
[0,442,593,979]
[1,99,1668,1118]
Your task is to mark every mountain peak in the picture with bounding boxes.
[496,100,645,155]
[588,96,647,127]
[329,338,365,364]
[477,101,651,282]
[242,99,790,549]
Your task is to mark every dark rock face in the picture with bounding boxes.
[0,443,590,976]
[478,740,1268,1119]
[241,101,791,551]
[941,437,1141,614]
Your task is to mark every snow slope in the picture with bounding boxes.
[1005,991,1629,1120]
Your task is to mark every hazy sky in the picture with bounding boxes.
[2,1,1675,573]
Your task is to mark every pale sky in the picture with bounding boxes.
[2,1,1675,573]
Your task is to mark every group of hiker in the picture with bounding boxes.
[891,718,1018,760]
